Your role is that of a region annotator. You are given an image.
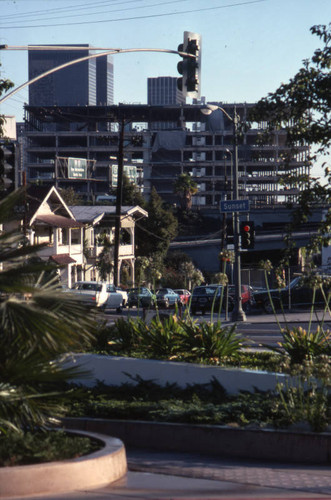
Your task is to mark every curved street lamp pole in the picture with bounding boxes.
[201,104,246,322]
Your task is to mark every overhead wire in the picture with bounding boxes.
[1,1,191,24]
[0,0,143,19]
[0,0,267,29]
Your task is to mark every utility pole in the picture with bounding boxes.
[113,118,125,287]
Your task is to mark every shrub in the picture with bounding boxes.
[139,315,183,358]
[0,430,101,466]
[179,319,243,362]
[273,326,331,365]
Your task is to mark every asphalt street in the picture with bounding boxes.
[105,307,331,349]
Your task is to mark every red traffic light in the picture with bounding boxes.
[242,224,250,232]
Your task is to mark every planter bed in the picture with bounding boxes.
[0,430,127,498]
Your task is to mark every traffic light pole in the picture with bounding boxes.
[231,108,246,322]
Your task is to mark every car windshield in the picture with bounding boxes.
[74,283,102,291]
[193,286,221,296]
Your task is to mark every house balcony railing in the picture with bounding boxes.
[85,243,133,260]
[37,243,83,258]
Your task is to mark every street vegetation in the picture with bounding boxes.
[0,24,330,465]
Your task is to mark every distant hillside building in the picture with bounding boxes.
[28,44,114,106]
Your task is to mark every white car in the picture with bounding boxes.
[105,284,125,311]
[71,281,122,312]
[115,287,128,307]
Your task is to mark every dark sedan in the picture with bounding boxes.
[190,285,234,315]
[253,276,330,313]
[127,287,156,308]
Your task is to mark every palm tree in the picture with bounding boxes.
[0,189,98,433]
[173,173,198,211]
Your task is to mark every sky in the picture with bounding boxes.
[0,0,330,175]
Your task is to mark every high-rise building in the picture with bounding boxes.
[148,77,185,130]
[148,77,185,106]
[28,45,114,106]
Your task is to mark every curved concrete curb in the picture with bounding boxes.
[0,430,127,498]
[64,418,331,464]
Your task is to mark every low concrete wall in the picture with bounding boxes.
[63,353,288,395]
[0,430,127,498]
[64,418,331,464]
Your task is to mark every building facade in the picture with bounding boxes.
[28,45,114,107]
[22,103,310,210]
[15,186,146,287]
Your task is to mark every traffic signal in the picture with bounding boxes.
[177,31,201,98]
[0,142,16,197]
[240,221,255,249]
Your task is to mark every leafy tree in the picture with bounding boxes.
[136,187,178,259]
[0,189,97,434]
[120,174,146,207]
[173,173,198,211]
[58,187,82,206]
[95,234,114,282]
[249,24,331,266]
[0,70,14,138]
[250,24,331,155]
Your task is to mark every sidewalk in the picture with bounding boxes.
[231,309,331,324]
[5,448,331,499]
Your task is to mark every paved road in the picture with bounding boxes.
[105,307,331,349]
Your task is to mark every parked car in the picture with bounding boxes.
[173,288,191,306]
[190,285,234,315]
[127,287,156,308]
[104,284,124,311]
[253,276,330,313]
[71,281,122,312]
[114,286,128,307]
[156,288,180,308]
[228,284,255,312]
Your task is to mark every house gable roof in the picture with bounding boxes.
[27,186,77,227]
[69,205,148,224]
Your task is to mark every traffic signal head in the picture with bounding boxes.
[240,221,255,249]
[0,142,16,196]
[177,31,201,98]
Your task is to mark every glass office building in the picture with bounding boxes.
[28,44,114,106]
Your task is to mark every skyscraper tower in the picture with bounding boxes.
[148,76,185,106]
[28,44,114,106]
[147,76,185,130]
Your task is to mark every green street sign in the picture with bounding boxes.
[68,157,87,179]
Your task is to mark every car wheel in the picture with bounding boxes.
[263,299,274,314]
[243,302,251,313]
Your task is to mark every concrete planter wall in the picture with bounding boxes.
[63,353,289,394]
[0,430,127,498]
[64,418,331,464]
